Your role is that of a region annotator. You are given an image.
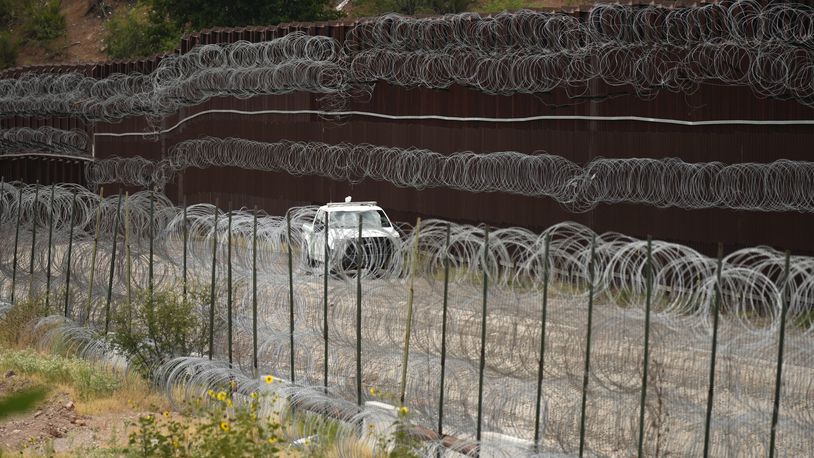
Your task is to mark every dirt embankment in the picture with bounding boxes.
[0,370,139,455]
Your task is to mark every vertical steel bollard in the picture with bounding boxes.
[252,207,258,374]
[768,250,791,458]
[637,237,654,457]
[104,193,122,334]
[10,185,22,304]
[287,210,295,383]
[399,218,421,406]
[227,206,233,366]
[355,215,363,406]
[437,223,451,444]
[323,211,329,390]
[702,243,724,458]
[578,233,597,457]
[63,190,77,317]
[85,187,104,324]
[476,227,489,446]
[534,233,551,450]
[28,183,39,302]
[208,200,218,361]
[44,184,55,310]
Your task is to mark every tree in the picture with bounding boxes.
[427,0,475,14]
[149,0,341,30]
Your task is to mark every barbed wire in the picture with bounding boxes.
[0,181,811,456]
[2,2,814,123]
[160,137,814,213]
[0,127,89,157]
[0,33,349,122]
[345,2,814,101]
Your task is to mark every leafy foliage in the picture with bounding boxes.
[125,392,282,458]
[104,4,181,59]
[24,0,66,41]
[110,290,208,377]
[352,0,477,16]
[478,0,526,13]
[149,0,341,30]
[0,32,19,69]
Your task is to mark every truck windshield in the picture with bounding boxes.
[330,210,388,228]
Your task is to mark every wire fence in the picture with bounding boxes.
[0,180,811,456]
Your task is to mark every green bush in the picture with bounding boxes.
[0,297,48,347]
[0,0,21,26]
[0,32,18,69]
[0,349,121,400]
[427,0,475,14]
[24,0,66,41]
[478,0,525,14]
[110,290,208,377]
[104,4,180,59]
[125,392,282,458]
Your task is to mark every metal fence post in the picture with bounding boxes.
[287,210,295,383]
[182,199,187,301]
[148,190,154,302]
[356,214,363,406]
[84,187,104,324]
[124,193,132,330]
[534,233,551,450]
[44,184,55,310]
[702,243,725,457]
[769,250,791,458]
[252,207,258,375]
[104,193,122,334]
[0,178,4,300]
[227,206,233,366]
[437,223,451,442]
[10,186,21,304]
[323,211,329,390]
[637,237,654,457]
[28,183,39,302]
[399,218,421,406]
[578,233,598,457]
[208,200,218,361]
[63,190,77,318]
[476,227,490,445]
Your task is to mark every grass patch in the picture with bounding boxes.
[0,349,121,400]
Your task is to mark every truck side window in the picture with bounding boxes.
[314,210,325,230]
[377,210,391,227]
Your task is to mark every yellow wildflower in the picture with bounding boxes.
[399,406,409,415]
[250,392,258,399]
[163,411,170,418]
[226,399,233,407]
[220,421,230,432]
[268,437,278,445]
[207,389,215,398]
[369,387,377,396]
[264,375,274,384]
[217,391,227,401]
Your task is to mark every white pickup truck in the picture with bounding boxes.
[301,198,401,272]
